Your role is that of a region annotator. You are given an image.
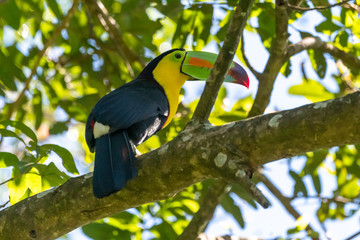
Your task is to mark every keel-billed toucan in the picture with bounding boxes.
[85,48,249,198]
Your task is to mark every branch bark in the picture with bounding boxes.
[183,0,255,237]
[286,36,360,70]
[1,91,359,240]
[177,181,228,240]
[191,0,254,123]
[248,0,289,117]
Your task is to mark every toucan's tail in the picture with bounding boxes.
[93,130,137,198]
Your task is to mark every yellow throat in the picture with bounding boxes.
[152,54,191,128]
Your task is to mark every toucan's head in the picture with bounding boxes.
[141,48,249,90]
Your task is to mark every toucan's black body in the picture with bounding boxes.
[85,48,249,198]
[86,50,175,198]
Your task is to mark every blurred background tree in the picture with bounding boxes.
[0,0,360,239]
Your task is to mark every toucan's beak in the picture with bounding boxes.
[181,51,249,89]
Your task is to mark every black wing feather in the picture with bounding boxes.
[92,79,168,130]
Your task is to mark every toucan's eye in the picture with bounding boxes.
[175,53,182,59]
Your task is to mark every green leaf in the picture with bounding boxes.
[0,120,38,143]
[82,222,131,240]
[315,20,341,34]
[0,129,27,146]
[230,183,257,209]
[0,0,21,29]
[289,170,308,197]
[35,162,70,188]
[40,144,78,174]
[288,79,334,102]
[214,86,227,113]
[307,49,327,79]
[220,193,245,228]
[8,167,42,204]
[281,60,292,77]
[151,220,178,240]
[302,150,328,176]
[46,0,62,19]
[49,121,68,135]
[0,152,19,168]
[340,178,360,198]
[256,8,275,50]
[32,88,43,129]
[0,69,17,91]
[335,31,349,48]
[172,9,196,48]
[311,173,322,194]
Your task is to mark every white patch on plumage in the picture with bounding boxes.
[93,122,110,139]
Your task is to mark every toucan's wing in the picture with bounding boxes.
[85,79,169,152]
[92,79,169,130]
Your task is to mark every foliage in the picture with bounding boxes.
[0,0,360,239]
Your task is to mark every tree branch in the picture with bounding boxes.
[191,0,255,123]
[84,0,146,72]
[248,0,289,117]
[1,91,360,239]
[286,0,352,11]
[183,1,255,236]
[197,233,263,240]
[258,173,319,237]
[240,35,261,80]
[343,2,360,14]
[177,181,228,240]
[286,36,360,70]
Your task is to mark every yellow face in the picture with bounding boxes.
[152,50,191,127]
[152,50,191,90]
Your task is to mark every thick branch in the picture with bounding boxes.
[191,0,254,122]
[1,91,359,239]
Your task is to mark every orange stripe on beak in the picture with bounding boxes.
[188,57,214,69]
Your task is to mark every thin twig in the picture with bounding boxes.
[0,177,14,187]
[286,0,353,11]
[92,0,134,77]
[343,2,360,13]
[0,200,9,209]
[346,230,360,240]
[240,35,261,80]
[258,173,321,239]
[289,195,359,205]
[85,0,146,71]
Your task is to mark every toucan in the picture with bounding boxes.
[85,48,249,198]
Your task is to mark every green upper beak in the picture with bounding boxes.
[181,51,249,89]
